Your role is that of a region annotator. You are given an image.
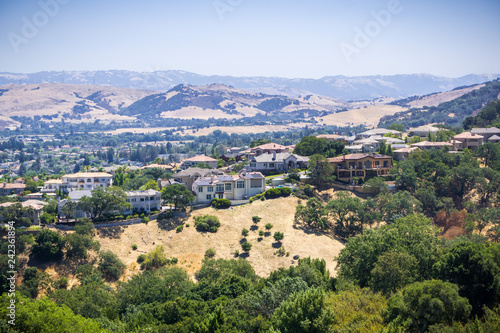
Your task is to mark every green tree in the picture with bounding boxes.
[161,184,195,211]
[272,287,334,333]
[0,294,109,333]
[64,233,100,261]
[370,251,419,296]
[337,214,441,287]
[241,241,252,252]
[79,187,130,220]
[386,280,471,333]
[433,241,500,314]
[307,154,334,188]
[60,201,77,222]
[32,229,65,262]
[362,177,389,195]
[294,197,329,230]
[98,250,126,281]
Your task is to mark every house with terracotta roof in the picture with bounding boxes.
[250,143,290,156]
[192,172,265,204]
[0,182,26,196]
[452,132,483,150]
[181,155,218,169]
[0,200,47,224]
[328,153,393,183]
[393,147,420,161]
[410,141,455,150]
[42,172,113,193]
[170,167,225,190]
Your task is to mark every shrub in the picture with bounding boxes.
[250,193,265,202]
[242,228,249,237]
[280,187,292,197]
[234,250,240,257]
[205,248,216,258]
[186,223,190,227]
[194,215,221,233]
[143,217,150,223]
[131,244,138,250]
[211,198,231,209]
[176,225,184,233]
[56,277,68,289]
[265,223,273,230]
[115,215,124,220]
[159,210,174,219]
[252,216,261,224]
[264,187,292,199]
[171,257,178,264]
[141,245,167,270]
[259,230,265,237]
[137,254,146,263]
[241,241,252,252]
[274,232,284,242]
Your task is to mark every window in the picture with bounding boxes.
[225,183,231,191]
[140,198,144,202]
[198,187,203,193]
[250,179,262,188]
[216,184,224,192]
[237,181,244,188]
[207,186,214,192]
[206,194,212,200]
[87,179,91,182]
[218,194,223,199]
[269,163,275,168]
[150,197,154,201]
[383,161,389,167]
[126,199,130,202]
[250,163,256,167]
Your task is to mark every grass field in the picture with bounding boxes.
[94,196,345,281]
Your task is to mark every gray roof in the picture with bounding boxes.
[68,190,92,200]
[253,153,308,163]
[125,189,161,197]
[359,128,401,136]
[471,127,500,134]
[241,172,265,179]
[488,135,500,141]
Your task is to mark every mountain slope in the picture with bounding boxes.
[378,79,500,128]
[0,70,498,100]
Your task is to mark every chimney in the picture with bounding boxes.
[157,178,162,189]
[272,151,276,161]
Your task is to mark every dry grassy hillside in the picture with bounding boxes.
[0,83,154,120]
[408,84,484,108]
[317,105,405,127]
[95,196,345,281]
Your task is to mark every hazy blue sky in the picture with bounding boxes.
[1,0,499,78]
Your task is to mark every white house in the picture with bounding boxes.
[249,153,309,173]
[42,172,113,193]
[124,189,162,214]
[192,172,265,204]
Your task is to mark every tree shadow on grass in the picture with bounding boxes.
[250,225,259,231]
[157,216,187,232]
[239,238,247,244]
[272,241,282,249]
[97,226,126,239]
[239,252,250,259]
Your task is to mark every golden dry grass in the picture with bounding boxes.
[95,196,345,281]
[317,105,405,127]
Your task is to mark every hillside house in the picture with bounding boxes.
[192,172,265,204]
[250,143,291,156]
[0,182,26,196]
[170,167,225,190]
[0,200,47,225]
[452,132,483,150]
[471,127,500,142]
[42,172,113,193]
[181,155,218,169]
[355,129,402,140]
[410,141,455,150]
[124,189,162,214]
[328,153,393,183]
[408,125,440,137]
[249,152,309,173]
[393,147,420,161]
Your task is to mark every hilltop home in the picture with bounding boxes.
[328,153,393,183]
[408,125,440,137]
[355,129,402,140]
[0,182,26,196]
[470,127,500,142]
[410,141,455,151]
[0,200,46,224]
[452,132,483,151]
[42,172,113,193]
[58,189,162,219]
[250,143,291,156]
[393,147,420,161]
[169,167,225,190]
[124,189,162,214]
[181,155,218,169]
[249,152,309,173]
[192,172,265,204]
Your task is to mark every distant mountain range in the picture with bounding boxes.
[0,70,498,100]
